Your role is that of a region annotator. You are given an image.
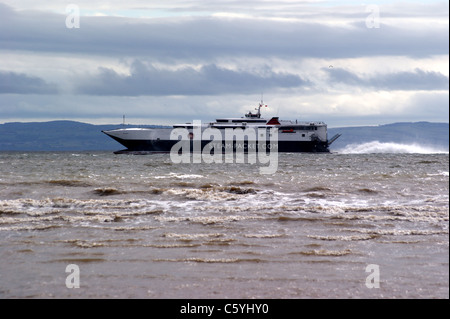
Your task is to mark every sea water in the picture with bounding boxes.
[0,150,448,298]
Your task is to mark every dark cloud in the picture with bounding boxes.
[0,3,448,125]
[0,4,447,60]
[75,60,309,96]
[372,69,449,91]
[0,71,59,94]
[325,67,449,91]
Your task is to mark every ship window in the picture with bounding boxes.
[216,119,229,123]
[231,119,266,123]
[302,134,305,137]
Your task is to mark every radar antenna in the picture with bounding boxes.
[245,95,267,119]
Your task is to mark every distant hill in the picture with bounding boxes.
[0,120,448,152]
[328,122,449,152]
[0,121,165,151]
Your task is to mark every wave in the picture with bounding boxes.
[153,257,264,263]
[291,249,352,256]
[339,141,449,154]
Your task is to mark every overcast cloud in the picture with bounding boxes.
[0,71,59,94]
[325,67,449,91]
[75,60,310,96]
[0,1,448,126]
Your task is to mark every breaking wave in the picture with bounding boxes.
[339,141,449,154]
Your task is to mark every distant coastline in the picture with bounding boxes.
[0,120,448,152]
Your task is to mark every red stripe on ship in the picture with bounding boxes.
[266,117,280,125]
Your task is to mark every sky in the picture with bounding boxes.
[0,0,448,127]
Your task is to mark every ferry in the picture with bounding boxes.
[102,101,341,154]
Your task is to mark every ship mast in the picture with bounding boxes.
[257,93,264,118]
[256,95,267,118]
[244,95,267,119]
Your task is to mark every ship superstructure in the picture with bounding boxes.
[102,101,341,154]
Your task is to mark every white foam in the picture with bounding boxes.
[154,173,204,179]
[339,141,449,154]
[429,171,449,177]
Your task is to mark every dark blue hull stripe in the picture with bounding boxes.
[109,136,330,153]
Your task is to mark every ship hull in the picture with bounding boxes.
[104,133,330,154]
[102,107,340,154]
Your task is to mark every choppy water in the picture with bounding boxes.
[0,150,448,298]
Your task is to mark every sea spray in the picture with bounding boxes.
[339,141,449,154]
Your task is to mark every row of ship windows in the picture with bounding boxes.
[204,126,321,131]
[215,120,320,131]
[216,119,267,123]
[282,126,318,131]
[174,125,319,131]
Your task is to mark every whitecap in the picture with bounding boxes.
[339,141,449,154]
